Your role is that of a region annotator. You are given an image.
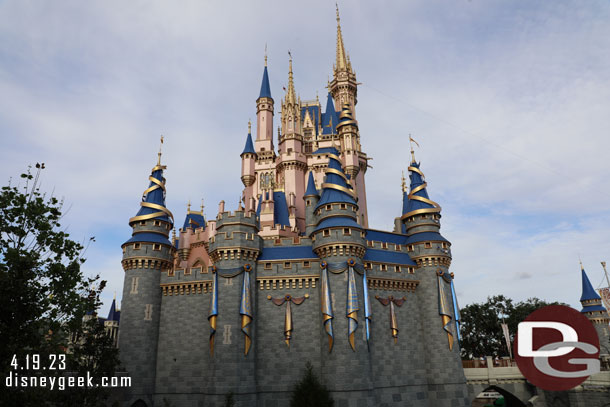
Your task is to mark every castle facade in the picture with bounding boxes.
[118,9,468,407]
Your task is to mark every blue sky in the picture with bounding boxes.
[1,1,609,316]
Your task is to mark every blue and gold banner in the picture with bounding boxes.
[320,262,334,352]
[437,270,454,350]
[450,278,461,344]
[240,264,253,355]
[362,269,371,349]
[346,265,359,351]
[208,267,219,356]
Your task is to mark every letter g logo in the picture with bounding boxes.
[514,305,600,391]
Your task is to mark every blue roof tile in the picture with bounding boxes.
[133,169,170,224]
[258,246,317,260]
[259,66,272,99]
[313,216,362,233]
[363,249,416,266]
[273,191,291,227]
[321,93,338,135]
[123,232,171,246]
[315,156,357,210]
[241,132,256,156]
[404,232,449,244]
[365,229,408,245]
[580,268,602,302]
[182,212,206,230]
[304,172,318,197]
[403,162,436,216]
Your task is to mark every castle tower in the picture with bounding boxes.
[278,57,307,232]
[401,150,470,406]
[303,171,319,236]
[119,145,174,406]
[580,265,610,355]
[207,208,262,404]
[329,5,358,117]
[256,57,274,152]
[311,151,374,403]
[241,121,257,205]
[104,295,120,348]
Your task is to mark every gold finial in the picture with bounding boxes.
[200,198,204,213]
[409,134,420,164]
[316,91,319,103]
[172,227,176,240]
[248,119,251,134]
[401,171,407,193]
[113,291,116,301]
[157,135,164,165]
[334,2,349,72]
[264,43,268,67]
[187,200,191,213]
[336,2,340,22]
[579,255,583,271]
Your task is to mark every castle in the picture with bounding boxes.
[118,8,469,407]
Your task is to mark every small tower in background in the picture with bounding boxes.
[580,264,610,356]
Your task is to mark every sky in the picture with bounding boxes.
[1,0,609,316]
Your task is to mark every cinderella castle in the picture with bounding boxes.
[117,8,470,407]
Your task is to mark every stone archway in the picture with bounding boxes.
[472,385,526,407]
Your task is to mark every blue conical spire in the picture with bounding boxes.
[581,267,602,302]
[321,92,338,135]
[315,154,357,210]
[107,297,120,322]
[241,132,255,156]
[259,65,272,100]
[402,159,441,219]
[304,171,318,197]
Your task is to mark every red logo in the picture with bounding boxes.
[514,305,600,391]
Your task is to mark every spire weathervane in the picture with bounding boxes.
[264,43,268,66]
[248,119,251,134]
[409,134,420,164]
[157,135,164,166]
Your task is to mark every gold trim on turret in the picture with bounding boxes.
[400,163,441,220]
[321,183,357,199]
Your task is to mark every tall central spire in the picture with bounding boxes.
[286,55,296,105]
[335,4,350,73]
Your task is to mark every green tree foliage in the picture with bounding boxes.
[290,362,334,407]
[459,295,567,359]
[0,165,119,406]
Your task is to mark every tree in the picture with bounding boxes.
[290,362,334,407]
[0,165,119,406]
[459,295,567,359]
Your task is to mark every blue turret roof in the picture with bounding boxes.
[107,298,120,322]
[403,161,436,216]
[259,66,272,99]
[131,167,171,224]
[321,93,338,135]
[182,212,206,230]
[255,191,290,227]
[580,268,602,302]
[315,155,357,210]
[241,132,255,156]
[304,172,318,197]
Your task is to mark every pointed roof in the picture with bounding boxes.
[285,57,296,105]
[337,102,357,130]
[335,5,350,73]
[321,93,338,135]
[402,159,441,219]
[107,298,120,322]
[241,129,255,156]
[259,65,272,100]
[128,155,174,227]
[182,210,206,231]
[315,153,357,210]
[580,267,602,302]
[304,171,319,197]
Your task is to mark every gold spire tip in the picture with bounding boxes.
[157,135,164,165]
[248,119,251,133]
[113,291,116,301]
[336,2,340,22]
[264,43,268,66]
[200,198,204,212]
[187,200,191,213]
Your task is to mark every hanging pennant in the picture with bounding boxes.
[208,266,218,356]
[362,267,372,349]
[346,259,359,351]
[320,261,334,352]
[240,264,253,355]
[450,274,461,345]
[437,270,454,350]
[268,294,309,347]
[375,295,405,343]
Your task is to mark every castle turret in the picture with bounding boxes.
[207,208,262,404]
[241,121,257,204]
[255,57,274,156]
[120,142,174,406]
[400,149,467,404]
[580,264,610,355]
[329,5,358,117]
[303,171,319,236]
[278,57,307,232]
[104,295,120,348]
